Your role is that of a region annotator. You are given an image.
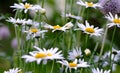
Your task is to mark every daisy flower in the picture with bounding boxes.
[76,0,102,8]
[4,68,22,73]
[7,17,26,26]
[43,22,73,32]
[24,19,39,27]
[105,12,120,28]
[92,68,110,73]
[76,21,103,37]
[10,3,33,13]
[22,46,64,64]
[68,48,82,60]
[57,59,89,72]
[62,13,82,20]
[24,28,47,40]
[79,59,90,67]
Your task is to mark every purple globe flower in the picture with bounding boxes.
[99,0,120,15]
[0,24,10,40]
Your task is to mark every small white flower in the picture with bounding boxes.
[79,59,90,67]
[92,68,110,73]
[62,13,82,20]
[24,19,39,27]
[4,68,22,73]
[22,46,64,64]
[31,5,42,12]
[105,12,120,28]
[43,22,73,32]
[68,48,82,60]
[57,59,89,72]
[7,17,26,26]
[24,28,47,40]
[10,3,33,13]
[76,21,103,37]
[77,0,102,8]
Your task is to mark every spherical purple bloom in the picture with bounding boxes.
[0,25,10,40]
[99,0,120,14]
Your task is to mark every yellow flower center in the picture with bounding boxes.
[85,27,95,33]
[35,53,47,58]
[30,28,38,33]
[69,63,77,67]
[24,3,32,9]
[47,53,53,56]
[53,25,61,29]
[113,19,120,23]
[87,2,94,7]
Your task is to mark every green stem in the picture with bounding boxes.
[80,68,83,73]
[51,60,55,73]
[110,26,117,73]
[70,0,74,13]
[64,0,67,23]
[89,42,99,62]
[99,26,108,60]
[85,34,89,48]
[42,0,45,8]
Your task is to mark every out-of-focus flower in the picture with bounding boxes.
[39,8,46,15]
[24,28,47,40]
[68,48,82,60]
[105,12,120,28]
[7,17,39,27]
[43,22,73,32]
[84,48,91,56]
[57,59,89,72]
[4,68,22,73]
[75,21,103,37]
[62,13,82,20]
[79,59,90,67]
[98,0,120,14]
[11,38,18,49]
[92,68,110,73]
[10,3,43,13]
[22,46,64,64]
[10,3,33,13]
[7,17,26,26]
[77,0,102,8]
[0,25,10,40]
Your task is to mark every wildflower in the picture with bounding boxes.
[98,0,120,14]
[84,48,91,56]
[24,19,39,27]
[62,13,82,20]
[0,25,10,40]
[7,17,26,26]
[105,12,120,28]
[79,59,90,67]
[77,0,102,8]
[31,5,42,12]
[75,21,103,37]
[92,68,110,73]
[57,59,89,72]
[22,46,64,64]
[4,68,22,73]
[43,22,73,32]
[24,28,47,40]
[68,48,82,60]
[10,3,33,13]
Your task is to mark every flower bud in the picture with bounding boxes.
[84,49,91,56]
[40,8,46,15]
